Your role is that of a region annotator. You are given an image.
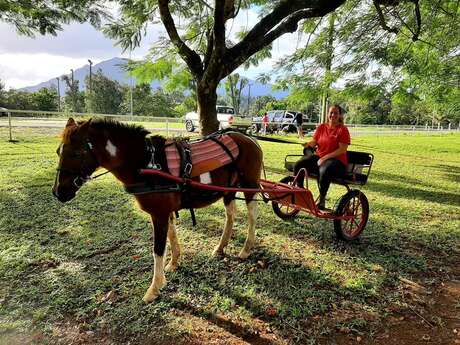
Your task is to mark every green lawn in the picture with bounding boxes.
[0,127,459,344]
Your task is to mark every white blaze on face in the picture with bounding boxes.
[59,143,64,156]
[105,140,117,157]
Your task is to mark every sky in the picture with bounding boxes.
[0,8,302,90]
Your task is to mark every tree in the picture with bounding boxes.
[249,95,277,116]
[120,83,179,117]
[85,70,123,114]
[0,79,6,107]
[224,73,248,114]
[0,1,109,36]
[62,76,85,113]
[106,0,348,134]
[32,87,58,111]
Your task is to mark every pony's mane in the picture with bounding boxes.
[91,118,151,138]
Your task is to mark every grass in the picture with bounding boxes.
[0,127,459,344]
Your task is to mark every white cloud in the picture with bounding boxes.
[0,7,303,89]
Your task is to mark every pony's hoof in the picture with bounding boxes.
[142,290,159,303]
[212,247,225,257]
[165,262,177,272]
[238,250,251,260]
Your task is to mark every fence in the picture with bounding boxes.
[0,109,187,141]
[1,109,459,142]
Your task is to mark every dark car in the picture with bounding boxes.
[252,110,309,133]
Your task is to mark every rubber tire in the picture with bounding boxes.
[185,120,195,132]
[272,176,301,220]
[334,190,369,241]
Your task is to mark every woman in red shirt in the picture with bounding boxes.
[294,105,350,210]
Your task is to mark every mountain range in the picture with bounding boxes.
[20,57,289,99]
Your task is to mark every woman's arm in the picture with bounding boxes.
[303,139,317,148]
[318,142,348,166]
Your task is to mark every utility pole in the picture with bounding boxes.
[87,59,93,94]
[56,77,60,112]
[70,69,74,85]
[247,83,251,115]
[129,50,133,116]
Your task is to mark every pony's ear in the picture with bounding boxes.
[79,118,92,130]
[66,118,76,127]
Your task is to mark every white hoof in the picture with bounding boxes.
[142,289,159,303]
[165,262,177,272]
[212,246,225,257]
[238,249,251,260]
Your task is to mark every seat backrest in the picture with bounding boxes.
[345,151,374,184]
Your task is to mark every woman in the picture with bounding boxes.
[293,104,350,210]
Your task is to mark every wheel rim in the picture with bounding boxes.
[186,121,193,131]
[341,195,365,237]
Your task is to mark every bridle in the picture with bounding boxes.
[55,139,111,189]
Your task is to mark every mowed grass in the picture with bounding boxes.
[0,127,459,344]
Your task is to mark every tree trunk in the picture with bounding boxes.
[197,81,220,135]
[320,13,336,124]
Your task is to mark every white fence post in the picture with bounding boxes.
[8,111,13,142]
[166,118,169,136]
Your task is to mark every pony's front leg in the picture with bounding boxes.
[239,198,258,259]
[165,213,180,272]
[143,215,169,303]
[212,197,236,257]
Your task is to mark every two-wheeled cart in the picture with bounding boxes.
[140,150,373,241]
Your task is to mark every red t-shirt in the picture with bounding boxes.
[313,124,351,166]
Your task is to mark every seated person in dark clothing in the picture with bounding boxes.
[294,105,350,210]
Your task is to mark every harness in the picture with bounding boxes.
[124,132,240,225]
[55,140,111,188]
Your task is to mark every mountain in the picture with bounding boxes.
[19,57,289,99]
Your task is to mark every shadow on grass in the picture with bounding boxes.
[0,163,456,345]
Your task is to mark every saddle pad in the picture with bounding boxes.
[165,135,239,177]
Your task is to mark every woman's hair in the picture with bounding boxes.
[329,104,345,124]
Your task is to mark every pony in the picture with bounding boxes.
[52,118,263,303]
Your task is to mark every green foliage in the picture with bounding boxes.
[31,87,58,111]
[223,73,248,114]
[0,0,110,36]
[85,70,123,114]
[249,95,276,115]
[62,76,85,113]
[120,84,179,117]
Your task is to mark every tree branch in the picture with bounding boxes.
[158,0,203,78]
[373,0,399,34]
[224,0,345,77]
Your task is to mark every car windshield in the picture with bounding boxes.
[217,106,235,114]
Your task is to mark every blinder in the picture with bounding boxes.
[55,139,99,189]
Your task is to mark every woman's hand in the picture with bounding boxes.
[317,157,326,166]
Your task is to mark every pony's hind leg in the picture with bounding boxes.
[165,213,180,272]
[212,194,236,257]
[143,215,168,303]
[239,195,258,259]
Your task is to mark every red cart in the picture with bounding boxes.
[140,150,373,241]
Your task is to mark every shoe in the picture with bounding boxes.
[317,195,326,210]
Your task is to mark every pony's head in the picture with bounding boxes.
[52,118,99,202]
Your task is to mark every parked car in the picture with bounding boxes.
[185,105,243,132]
[252,110,310,133]
[0,107,8,117]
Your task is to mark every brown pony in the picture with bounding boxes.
[52,118,263,303]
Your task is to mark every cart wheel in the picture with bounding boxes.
[272,176,300,220]
[334,190,369,241]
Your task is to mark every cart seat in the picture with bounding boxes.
[284,151,374,186]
